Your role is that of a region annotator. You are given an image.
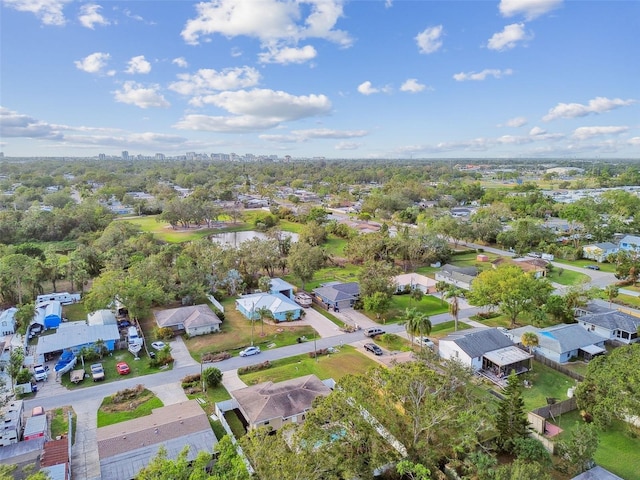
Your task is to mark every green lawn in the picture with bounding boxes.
[554,412,640,480]
[553,258,617,273]
[50,407,76,443]
[60,349,166,388]
[323,235,349,257]
[547,268,590,286]
[521,361,576,412]
[303,264,361,291]
[239,345,378,385]
[183,298,316,360]
[97,389,164,427]
[386,293,450,321]
[376,333,412,352]
[63,302,87,321]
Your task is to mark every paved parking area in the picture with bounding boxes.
[295,307,345,338]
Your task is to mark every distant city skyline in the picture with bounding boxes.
[1,0,638,159]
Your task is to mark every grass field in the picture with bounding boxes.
[547,268,590,286]
[238,345,378,385]
[97,388,163,427]
[521,361,576,412]
[50,406,76,443]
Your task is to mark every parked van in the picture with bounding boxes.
[364,327,385,338]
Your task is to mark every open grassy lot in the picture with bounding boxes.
[386,293,450,322]
[183,298,316,360]
[50,406,76,443]
[97,387,163,427]
[553,258,617,273]
[303,264,361,291]
[62,302,87,321]
[238,345,378,385]
[323,235,349,258]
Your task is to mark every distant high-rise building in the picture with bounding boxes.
[186,151,196,160]
[98,153,106,160]
[122,151,129,160]
[155,153,165,160]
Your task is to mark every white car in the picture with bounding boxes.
[151,341,167,350]
[418,337,435,349]
[239,346,261,357]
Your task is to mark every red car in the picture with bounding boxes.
[116,362,130,375]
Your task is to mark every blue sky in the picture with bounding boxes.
[1,0,638,159]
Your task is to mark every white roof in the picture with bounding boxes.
[580,344,606,355]
[87,309,117,326]
[483,346,532,367]
[236,292,301,316]
[36,322,120,355]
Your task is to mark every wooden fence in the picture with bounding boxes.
[532,353,584,381]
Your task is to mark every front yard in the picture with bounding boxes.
[97,385,163,427]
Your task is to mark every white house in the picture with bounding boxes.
[438,328,531,377]
[577,309,640,344]
[0,308,17,335]
[394,273,436,294]
[435,264,478,291]
[582,242,619,262]
[154,304,222,336]
[618,235,640,253]
[510,324,606,363]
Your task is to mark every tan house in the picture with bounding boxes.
[492,257,548,278]
[154,304,222,336]
[232,374,332,431]
[97,400,216,480]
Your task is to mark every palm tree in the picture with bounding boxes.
[444,286,464,332]
[521,331,539,370]
[604,284,619,308]
[256,307,274,337]
[403,307,432,348]
[435,281,449,306]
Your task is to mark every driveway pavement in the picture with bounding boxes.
[169,336,198,368]
[221,369,247,392]
[295,307,345,338]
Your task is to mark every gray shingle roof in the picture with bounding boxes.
[579,310,640,334]
[538,324,605,353]
[312,282,360,302]
[444,328,514,358]
[233,374,331,425]
[154,304,221,329]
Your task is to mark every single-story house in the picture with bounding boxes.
[40,301,62,329]
[312,281,360,310]
[577,309,640,344]
[438,328,531,378]
[236,292,303,322]
[0,307,17,335]
[394,273,436,294]
[618,235,640,253]
[435,264,478,290]
[35,321,120,359]
[510,324,606,363]
[493,257,548,278]
[232,374,333,431]
[269,277,296,299]
[582,242,619,263]
[87,309,117,326]
[97,400,216,480]
[154,304,222,337]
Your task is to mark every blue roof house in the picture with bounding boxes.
[619,235,640,253]
[41,301,62,329]
[269,278,296,299]
[236,292,303,322]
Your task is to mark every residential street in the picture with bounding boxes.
[20,242,619,479]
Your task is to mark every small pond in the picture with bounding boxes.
[210,230,298,247]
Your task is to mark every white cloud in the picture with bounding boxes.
[181,0,352,55]
[629,137,640,146]
[174,88,331,132]
[572,126,629,140]
[74,52,111,74]
[258,45,317,64]
[125,55,152,74]
[78,4,109,29]
[172,57,189,68]
[357,81,391,96]
[487,23,530,51]
[415,25,443,54]
[499,0,563,20]
[529,126,546,136]
[3,0,72,26]
[543,97,636,121]
[113,82,170,108]
[290,128,367,139]
[400,79,427,93]
[335,142,361,150]
[169,67,261,96]
[453,68,513,81]
[502,116,528,127]
[0,107,60,138]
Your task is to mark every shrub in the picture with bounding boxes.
[201,351,231,363]
[238,361,271,375]
[309,348,329,358]
[202,367,223,388]
[112,384,145,403]
[213,309,225,322]
[155,327,174,341]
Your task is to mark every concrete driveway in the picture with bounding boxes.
[296,307,345,338]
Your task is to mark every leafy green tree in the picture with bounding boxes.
[576,343,640,428]
[395,460,431,480]
[287,242,325,291]
[257,275,272,293]
[444,286,464,332]
[467,265,553,327]
[604,284,619,307]
[435,280,449,306]
[255,307,274,337]
[8,349,24,393]
[209,435,251,480]
[136,445,212,480]
[493,458,552,480]
[363,291,392,321]
[14,303,35,336]
[202,367,223,388]
[358,260,398,298]
[556,422,599,476]
[512,437,552,468]
[495,371,529,452]
[520,332,539,369]
[0,254,40,305]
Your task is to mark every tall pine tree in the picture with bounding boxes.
[496,371,530,452]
